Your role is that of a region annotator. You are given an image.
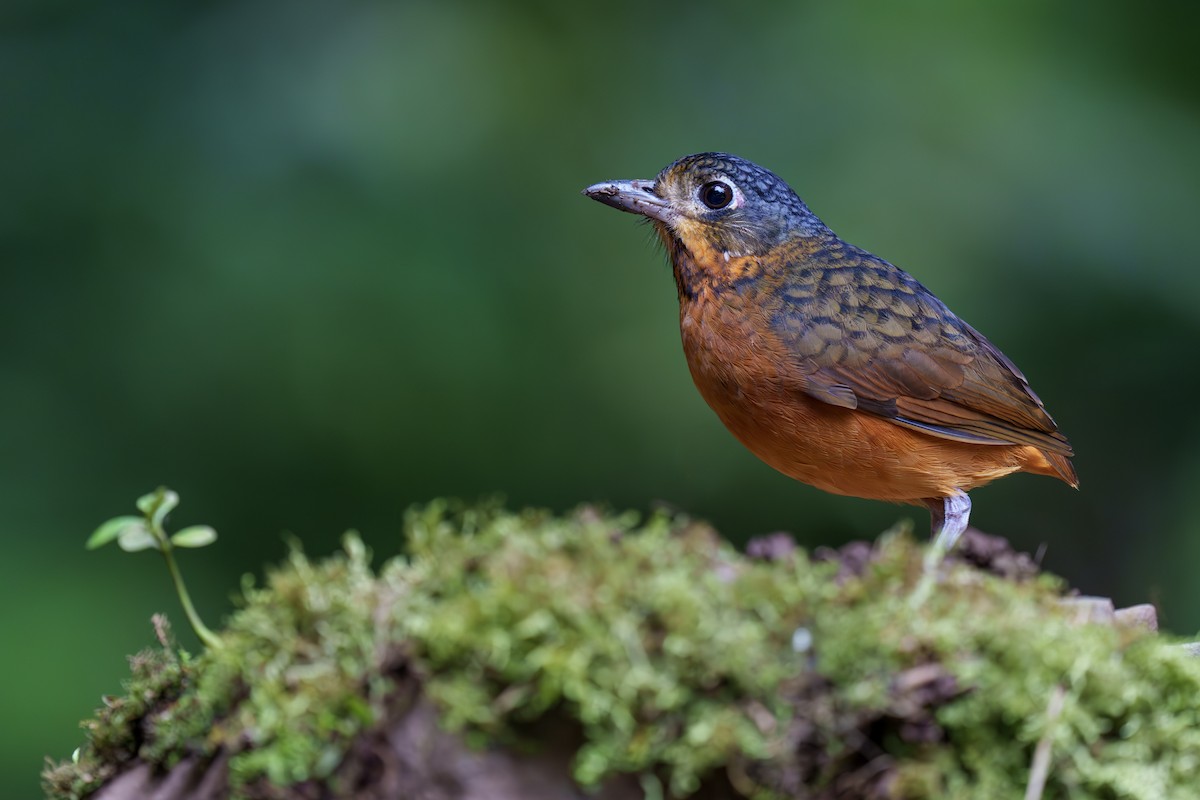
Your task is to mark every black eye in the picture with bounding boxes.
[699,180,733,210]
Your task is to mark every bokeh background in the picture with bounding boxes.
[5,0,1200,795]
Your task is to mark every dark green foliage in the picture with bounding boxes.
[11,6,1200,797]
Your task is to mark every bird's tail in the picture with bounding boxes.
[1034,450,1079,489]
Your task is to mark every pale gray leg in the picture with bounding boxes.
[930,493,971,554]
[910,492,971,607]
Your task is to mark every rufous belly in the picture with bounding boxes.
[690,375,1049,503]
[678,301,1054,503]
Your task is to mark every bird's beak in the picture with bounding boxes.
[583,179,674,223]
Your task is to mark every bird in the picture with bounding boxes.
[583,153,1076,554]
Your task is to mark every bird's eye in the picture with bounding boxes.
[699,180,733,210]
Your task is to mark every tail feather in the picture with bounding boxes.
[1041,450,1079,489]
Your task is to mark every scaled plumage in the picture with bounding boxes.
[584,153,1076,551]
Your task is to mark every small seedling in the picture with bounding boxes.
[87,487,222,649]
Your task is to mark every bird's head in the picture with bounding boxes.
[584,152,828,263]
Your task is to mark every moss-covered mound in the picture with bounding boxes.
[44,503,1200,799]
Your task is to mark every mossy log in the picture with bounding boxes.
[43,503,1200,800]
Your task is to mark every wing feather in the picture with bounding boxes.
[773,248,1074,459]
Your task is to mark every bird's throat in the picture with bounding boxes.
[655,223,766,303]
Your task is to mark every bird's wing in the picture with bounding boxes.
[773,254,1073,457]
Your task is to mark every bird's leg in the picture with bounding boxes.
[910,492,971,607]
[929,492,971,554]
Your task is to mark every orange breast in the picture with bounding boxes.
[678,281,1052,504]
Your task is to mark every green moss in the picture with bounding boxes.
[45,536,392,800]
[160,535,386,789]
[394,503,825,795]
[43,503,1200,799]
[42,642,189,799]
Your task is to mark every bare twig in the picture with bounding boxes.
[1024,684,1067,800]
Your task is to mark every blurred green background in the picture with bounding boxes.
[5,0,1200,795]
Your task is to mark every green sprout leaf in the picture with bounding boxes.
[171,526,217,548]
[89,487,223,649]
[87,516,144,550]
[117,522,160,552]
[137,486,180,532]
[136,490,158,516]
